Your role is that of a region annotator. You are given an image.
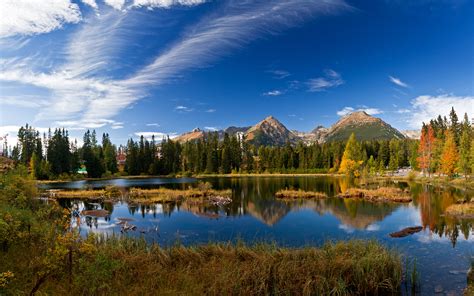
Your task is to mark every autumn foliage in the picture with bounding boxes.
[441,130,459,177]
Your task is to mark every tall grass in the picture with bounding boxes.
[129,184,231,203]
[275,189,327,200]
[338,187,412,203]
[27,238,401,295]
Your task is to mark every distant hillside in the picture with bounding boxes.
[245,116,299,146]
[173,128,205,143]
[324,111,405,142]
[173,112,406,145]
[402,130,421,139]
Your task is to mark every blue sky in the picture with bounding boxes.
[0,0,473,146]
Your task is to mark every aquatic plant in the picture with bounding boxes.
[275,188,327,199]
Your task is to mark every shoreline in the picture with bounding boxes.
[36,173,474,191]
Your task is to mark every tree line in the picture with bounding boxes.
[5,108,473,179]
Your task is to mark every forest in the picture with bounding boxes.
[5,108,474,180]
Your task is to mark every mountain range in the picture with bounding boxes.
[173,111,416,146]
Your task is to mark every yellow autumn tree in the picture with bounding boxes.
[339,133,363,178]
[441,130,459,177]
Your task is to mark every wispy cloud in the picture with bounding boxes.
[396,108,411,114]
[263,90,283,96]
[337,106,383,117]
[0,0,82,38]
[175,105,193,112]
[146,123,160,127]
[124,1,349,87]
[205,108,216,113]
[204,126,218,131]
[133,0,208,9]
[266,69,290,79]
[0,95,49,108]
[407,94,474,128]
[307,69,344,92]
[389,75,409,88]
[0,0,349,131]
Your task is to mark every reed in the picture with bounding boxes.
[338,187,412,203]
[35,238,402,295]
[275,189,327,200]
[445,202,474,219]
[129,186,232,204]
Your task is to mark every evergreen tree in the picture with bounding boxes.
[449,107,460,144]
[458,121,472,179]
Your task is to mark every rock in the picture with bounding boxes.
[389,226,423,238]
[81,209,109,218]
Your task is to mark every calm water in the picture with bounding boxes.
[41,176,474,295]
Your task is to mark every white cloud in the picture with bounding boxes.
[263,90,283,96]
[337,106,383,117]
[104,0,126,10]
[175,105,193,112]
[0,0,82,38]
[389,75,409,88]
[396,108,411,114]
[134,131,177,140]
[307,69,344,92]
[408,94,474,129]
[111,125,124,129]
[0,0,349,132]
[54,119,118,129]
[133,0,207,9]
[146,123,160,127]
[124,1,349,87]
[81,0,98,9]
[205,109,216,113]
[204,126,218,131]
[0,96,49,108]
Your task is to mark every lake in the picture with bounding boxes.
[40,176,473,295]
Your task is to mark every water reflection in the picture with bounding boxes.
[56,176,473,244]
[53,176,473,295]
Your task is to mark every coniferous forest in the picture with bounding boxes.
[4,108,474,180]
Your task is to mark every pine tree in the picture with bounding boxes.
[449,107,460,144]
[458,124,471,179]
[440,130,459,177]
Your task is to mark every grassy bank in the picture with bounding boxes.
[44,185,123,200]
[1,165,404,295]
[338,187,412,203]
[445,202,474,219]
[129,185,232,204]
[2,237,402,295]
[275,189,327,200]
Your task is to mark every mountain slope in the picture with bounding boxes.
[173,128,205,143]
[324,111,405,142]
[245,116,298,146]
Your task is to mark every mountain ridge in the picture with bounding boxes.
[173,112,406,145]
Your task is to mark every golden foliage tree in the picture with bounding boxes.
[339,133,363,177]
[440,130,459,177]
